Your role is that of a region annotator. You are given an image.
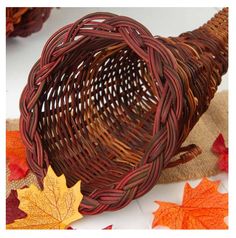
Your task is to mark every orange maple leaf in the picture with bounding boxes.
[6,131,29,181]
[152,178,228,229]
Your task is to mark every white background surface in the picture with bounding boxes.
[6,7,228,118]
[6,8,228,229]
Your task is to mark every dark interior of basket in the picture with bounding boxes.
[38,39,159,195]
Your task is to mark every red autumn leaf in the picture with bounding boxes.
[152,178,228,229]
[6,131,29,180]
[6,190,27,224]
[103,225,113,229]
[67,225,113,230]
[212,133,228,154]
[218,153,228,173]
[211,133,228,173]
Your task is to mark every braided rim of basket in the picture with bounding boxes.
[20,9,228,215]
[6,8,51,37]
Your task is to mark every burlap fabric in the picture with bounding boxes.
[6,91,228,197]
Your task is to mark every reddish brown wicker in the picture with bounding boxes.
[19,8,228,215]
[6,8,51,37]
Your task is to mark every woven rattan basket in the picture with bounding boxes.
[20,8,228,215]
[6,8,51,37]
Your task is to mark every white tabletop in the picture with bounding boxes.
[6,8,228,229]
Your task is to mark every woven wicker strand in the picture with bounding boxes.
[6,8,51,37]
[19,8,228,215]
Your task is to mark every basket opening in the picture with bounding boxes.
[38,39,159,196]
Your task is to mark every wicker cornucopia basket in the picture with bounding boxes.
[19,8,228,215]
[6,8,51,37]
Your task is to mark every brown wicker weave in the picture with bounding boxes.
[6,8,51,37]
[19,8,228,215]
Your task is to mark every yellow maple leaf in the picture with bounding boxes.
[7,166,83,229]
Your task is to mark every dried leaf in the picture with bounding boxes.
[6,190,27,224]
[7,166,83,229]
[6,131,29,180]
[152,178,228,229]
[212,133,228,172]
